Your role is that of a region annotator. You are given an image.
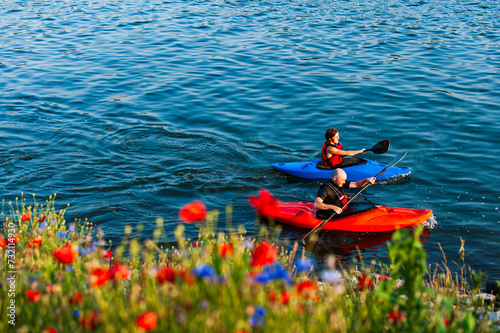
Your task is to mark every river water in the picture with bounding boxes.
[1,0,499,277]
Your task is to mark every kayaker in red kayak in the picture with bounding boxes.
[322,128,367,167]
[314,168,375,219]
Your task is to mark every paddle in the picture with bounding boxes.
[302,151,407,245]
[365,139,390,155]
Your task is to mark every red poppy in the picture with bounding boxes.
[42,327,57,333]
[109,264,130,281]
[53,246,77,264]
[296,280,317,298]
[248,189,280,217]
[32,235,43,248]
[103,250,113,258]
[37,215,47,223]
[21,212,31,222]
[137,311,158,331]
[157,266,176,284]
[46,284,54,294]
[179,270,196,285]
[377,274,389,282]
[69,292,83,305]
[387,310,404,323]
[251,242,278,267]
[280,291,290,305]
[26,290,41,302]
[0,235,6,248]
[218,242,234,258]
[179,201,206,223]
[193,241,199,247]
[358,275,373,291]
[269,290,290,304]
[79,311,101,331]
[89,268,110,287]
[269,290,277,303]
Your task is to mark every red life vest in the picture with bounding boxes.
[339,191,348,206]
[321,141,343,167]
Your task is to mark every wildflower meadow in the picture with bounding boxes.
[0,193,498,332]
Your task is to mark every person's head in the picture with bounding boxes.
[332,168,347,187]
[325,128,339,144]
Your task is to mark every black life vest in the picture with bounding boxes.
[315,180,349,216]
[321,141,343,167]
[326,181,348,207]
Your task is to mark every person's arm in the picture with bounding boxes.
[349,177,376,188]
[328,146,366,157]
[314,197,343,214]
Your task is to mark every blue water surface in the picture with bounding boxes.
[1,0,499,276]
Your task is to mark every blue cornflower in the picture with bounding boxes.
[249,306,266,327]
[78,242,98,256]
[295,258,314,273]
[78,246,94,256]
[38,222,48,232]
[254,263,292,285]
[199,299,210,311]
[254,271,272,284]
[193,264,222,282]
[56,231,67,239]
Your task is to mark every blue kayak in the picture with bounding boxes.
[271,158,411,181]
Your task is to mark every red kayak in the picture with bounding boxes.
[250,199,433,233]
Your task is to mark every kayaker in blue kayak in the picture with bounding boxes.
[314,168,375,219]
[322,128,367,167]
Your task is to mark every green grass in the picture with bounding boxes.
[0,194,497,332]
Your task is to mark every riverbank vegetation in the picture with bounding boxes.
[0,194,497,332]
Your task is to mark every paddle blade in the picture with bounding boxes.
[370,140,390,154]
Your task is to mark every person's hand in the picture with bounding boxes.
[367,177,376,185]
[332,206,343,214]
[361,148,366,154]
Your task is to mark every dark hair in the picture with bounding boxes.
[325,128,338,140]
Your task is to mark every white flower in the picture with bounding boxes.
[321,269,342,283]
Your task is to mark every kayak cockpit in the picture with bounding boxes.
[315,202,376,220]
[315,158,368,170]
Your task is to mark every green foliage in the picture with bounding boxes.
[0,195,496,332]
